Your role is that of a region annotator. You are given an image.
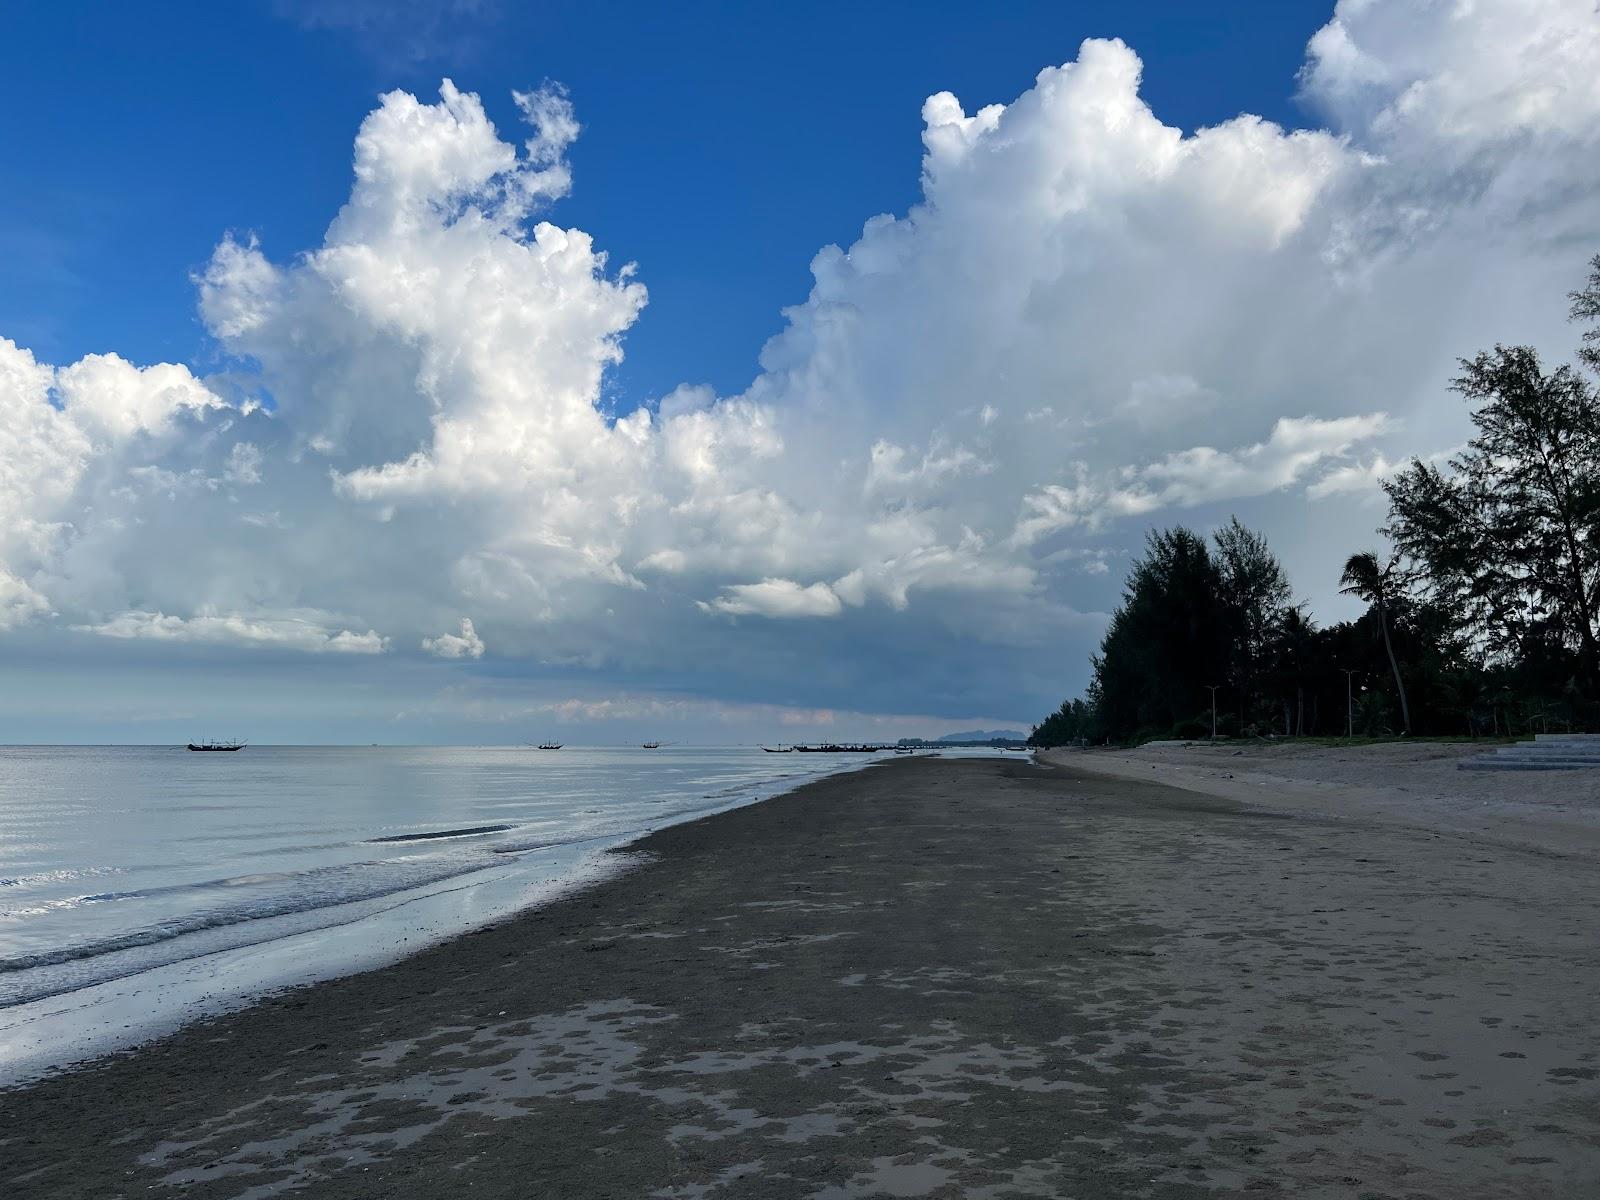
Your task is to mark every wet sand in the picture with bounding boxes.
[4,755,1599,1198]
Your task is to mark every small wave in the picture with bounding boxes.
[489,832,612,856]
[0,855,505,976]
[0,865,125,890]
[0,750,870,1003]
[367,824,514,844]
[218,872,293,886]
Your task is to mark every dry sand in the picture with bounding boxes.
[3,754,1599,1198]
[1053,738,1600,860]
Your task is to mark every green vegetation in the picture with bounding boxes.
[1031,255,1600,747]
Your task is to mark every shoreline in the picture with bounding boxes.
[0,751,887,1086]
[5,755,1599,1197]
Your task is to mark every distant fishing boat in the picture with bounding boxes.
[187,740,245,752]
[641,741,662,749]
[762,746,793,753]
[536,743,563,750]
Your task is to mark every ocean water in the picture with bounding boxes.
[0,744,914,1080]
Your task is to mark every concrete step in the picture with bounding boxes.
[1482,767,1600,774]
[1490,748,1600,760]
[1459,735,1600,770]
[1485,755,1600,764]
[1480,761,1600,769]
[1484,756,1600,765]
[1478,752,1600,761]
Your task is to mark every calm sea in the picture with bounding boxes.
[0,744,917,1079]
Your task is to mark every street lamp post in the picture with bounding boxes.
[1206,685,1222,740]
[1340,669,1359,737]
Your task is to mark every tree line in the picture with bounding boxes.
[1031,255,1600,746]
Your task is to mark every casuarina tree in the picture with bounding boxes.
[1382,347,1600,694]
[1214,517,1292,724]
[1091,527,1229,738]
[1340,551,1412,735]
[1572,253,1600,374]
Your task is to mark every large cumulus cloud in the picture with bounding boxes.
[3,0,1598,728]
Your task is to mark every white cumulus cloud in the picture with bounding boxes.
[2,0,1599,724]
[702,579,844,619]
[423,617,486,658]
[76,611,388,654]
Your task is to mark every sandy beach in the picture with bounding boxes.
[1050,738,1600,859]
[4,752,1599,1198]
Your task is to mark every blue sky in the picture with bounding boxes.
[2,2,1328,400]
[1,1,1596,743]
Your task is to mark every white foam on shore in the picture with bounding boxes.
[0,840,630,1086]
[0,754,900,1087]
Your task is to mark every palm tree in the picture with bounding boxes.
[1340,551,1412,735]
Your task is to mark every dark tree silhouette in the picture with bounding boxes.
[1572,253,1600,374]
[1031,254,1600,746]
[1340,551,1413,735]
[1215,516,1292,725]
[1091,527,1229,739]
[1383,347,1600,693]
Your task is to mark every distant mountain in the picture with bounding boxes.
[935,729,1027,743]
